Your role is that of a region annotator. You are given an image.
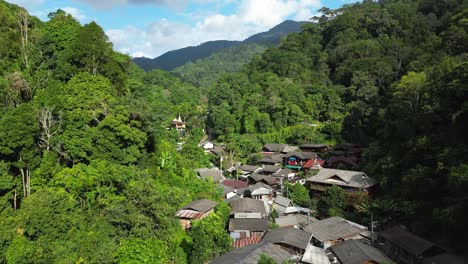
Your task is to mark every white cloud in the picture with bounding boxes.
[74,0,188,9]
[6,0,44,7]
[107,0,321,58]
[62,6,87,22]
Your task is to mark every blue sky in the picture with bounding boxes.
[7,0,358,58]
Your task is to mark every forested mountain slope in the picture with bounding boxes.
[133,40,240,71]
[207,0,467,250]
[172,43,269,88]
[133,20,306,72]
[0,1,231,263]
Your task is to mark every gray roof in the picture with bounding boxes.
[237,182,274,196]
[283,145,299,153]
[217,184,234,196]
[239,165,261,173]
[274,195,293,208]
[306,168,377,189]
[210,242,293,264]
[304,217,366,242]
[183,199,218,213]
[273,168,294,178]
[250,173,265,182]
[380,226,435,256]
[230,198,267,215]
[295,214,319,226]
[302,245,331,264]
[285,151,318,160]
[263,227,312,250]
[226,195,241,204]
[263,144,287,153]
[260,165,282,174]
[260,154,283,164]
[196,168,223,182]
[300,144,329,149]
[275,215,299,227]
[331,239,392,264]
[229,218,269,232]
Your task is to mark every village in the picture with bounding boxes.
[168,119,460,264]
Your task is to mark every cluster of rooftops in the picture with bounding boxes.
[198,142,379,195]
[181,142,465,263]
[175,197,459,264]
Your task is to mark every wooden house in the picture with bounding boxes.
[176,199,218,230]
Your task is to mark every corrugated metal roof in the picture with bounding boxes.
[183,199,218,213]
[302,244,331,264]
[229,218,269,232]
[263,227,313,250]
[232,232,264,248]
[306,168,377,189]
[304,217,366,242]
[175,209,205,219]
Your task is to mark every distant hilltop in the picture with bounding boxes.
[133,20,308,72]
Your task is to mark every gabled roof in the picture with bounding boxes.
[237,182,274,196]
[217,184,235,196]
[182,199,218,213]
[283,145,299,153]
[261,176,279,186]
[285,152,318,160]
[196,168,223,182]
[273,168,294,177]
[250,173,265,182]
[260,165,282,174]
[275,214,317,228]
[239,165,262,173]
[222,180,248,189]
[380,226,435,257]
[331,239,392,264]
[300,144,329,149]
[230,198,267,215]
[263,143,287,153]
[274,195,293,208]
[210,242,293,264]
[302,244,331,264]
[229,218,269,232]
[260,153,284,164]
[304,217,367,242]
[263,227,313,251]
[306,168,377,189]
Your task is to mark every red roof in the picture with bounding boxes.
[303,159,315,169]
[175,210,205,219]
[232,232,263,248]
[222,180,248,189]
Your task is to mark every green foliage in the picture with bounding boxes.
[319,185,347,218]
[173,43,268,88]
[118,238,168,264]
[187,212,232,264]
[284,183,311,208]
[258,254,277,264]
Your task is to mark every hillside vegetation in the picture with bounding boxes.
[133,20,306,73]
[0,2,230,263]
[207,0,467,250]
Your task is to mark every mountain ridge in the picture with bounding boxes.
[133,20,307,72]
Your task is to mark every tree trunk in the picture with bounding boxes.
[13,188,17,212]
[26,168,31,197]
[17,11,29,69]
[20,167,26,197]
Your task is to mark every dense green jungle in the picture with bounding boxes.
[0,0,467,263]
